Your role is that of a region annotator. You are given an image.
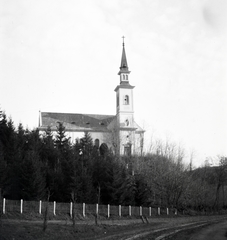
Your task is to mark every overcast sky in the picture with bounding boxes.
[0,0,226,167]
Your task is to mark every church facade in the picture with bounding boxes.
[38,41,145,156]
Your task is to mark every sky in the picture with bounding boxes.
[0,0,226,167]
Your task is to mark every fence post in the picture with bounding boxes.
[140,206,142,216]
[158,207,160,215]
[20,199,23,214]
[167,207,169,215]
[175,209,177,215]
[3,198,5,214]
[96,203,99,216]
[107,204,110,218]
[53,201,56,215]
[119,205,121,217]
[83,203,86,217]
[149,207,151,217]
[129,205,131,217]
[39,200,42,214]
[70,202,73,218]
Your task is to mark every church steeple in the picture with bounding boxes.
[118,37,130,83]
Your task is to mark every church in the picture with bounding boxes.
[38,40,145,156]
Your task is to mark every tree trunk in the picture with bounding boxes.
[213,183,221,210]
[43,189,50,232]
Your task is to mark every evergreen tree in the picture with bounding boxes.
[45,122,73,202]
[0,111,9,148]
[92,155,114,204]
[111,161,127,205]
[55,122,71,154]
[0,140,6,196]
[79,131,93,163]
[119,173,137,206]
[3,118,21,199]
[20,150,46,200]
[70,133,96,203]
[134,173,150,206]
[41,126,57,170]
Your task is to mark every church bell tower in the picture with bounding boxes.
[114,38,136,155]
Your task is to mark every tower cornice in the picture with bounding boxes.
[114,84,135,92]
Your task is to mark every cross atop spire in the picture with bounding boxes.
[122,36,125,46]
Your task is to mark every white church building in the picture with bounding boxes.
[38,40,145,156]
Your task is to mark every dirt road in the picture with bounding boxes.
[189,220,227,240]
[1,215,227,240]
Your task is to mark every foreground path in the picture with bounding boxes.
[1,215,227,240]
[190,220,227,240]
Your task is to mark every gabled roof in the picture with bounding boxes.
[38,112,116,132]
[38,111,145,133]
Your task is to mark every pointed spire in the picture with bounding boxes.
[118,36,130,75]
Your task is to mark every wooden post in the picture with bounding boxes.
[167,207,169,215]
[158,207,160,215]
[39,200,42,214]
[53,201,56,215]
[96,203,99,215]
[107,204,110,218]
[129,205,131,217]
[95,203,99,225]
[70,202,73,218]
[20,199,23,214]
[149,207,151,217]
[3,198,5,214]
[140,206,142,216]
[119,205,121,217]
[83,203,86,217]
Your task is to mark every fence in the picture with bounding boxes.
[1,198,177,218]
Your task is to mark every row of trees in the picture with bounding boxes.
[0,109,227,211]
[0,110,149,206]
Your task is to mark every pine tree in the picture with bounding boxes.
[111,161,127,205]
[80,132,93,160]
[3,118,22,199]
[135,173,150,206]
[0,140,6,196]
[0,111,8,148]
[91,155,114,204]
[41,126,57,170]
[55,122,71,153]
[20,150,46,200]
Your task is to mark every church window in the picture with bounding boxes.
[124,95,129,105]
[124,144,131,156]
[125,119,129,126]
[123,74,125,80]
[95,139,100,148]
[125,75,128,80]
[100,143,109,156]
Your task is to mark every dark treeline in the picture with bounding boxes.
[0,109,227,212]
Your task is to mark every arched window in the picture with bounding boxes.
[100,143,109,156]
[124,143,131,156]
[124,95,129,105]
[125,75,128,80]
[95,139,100,148]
